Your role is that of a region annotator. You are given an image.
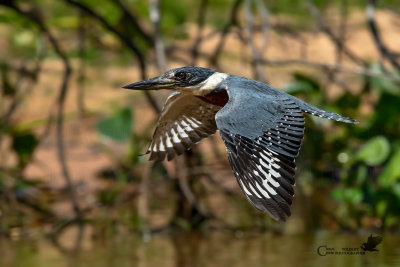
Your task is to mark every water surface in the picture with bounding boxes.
[1,231,399,267]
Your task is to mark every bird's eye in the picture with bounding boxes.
[175,71,189,81]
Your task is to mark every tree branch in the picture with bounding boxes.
[209,0,243,68]
[110,0,154,46]
[191,0,209,65]
[366,0,400,71]
[244,0,269,82]
[149,0,167,72]
[259,59,400,82]
[63,0,161,113]
[2,2,83,218]
[307,0,365,66]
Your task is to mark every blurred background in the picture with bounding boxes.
[0,0,400,266]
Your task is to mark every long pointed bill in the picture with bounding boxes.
[122,76,177,90]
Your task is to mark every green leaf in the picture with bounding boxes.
[373,93,400,134]
[50,16,79,29]
[357,136,390,166]
[376,200,387,217]
[151,162,169,180]
[331,188,344,202]
[96,107,132,142]
[1,63,16,96]
[13,30,35,48]
[379,149,400,187]
[282,72,321,95]
[344,188,363,204]
[356,165,368,185]
[369,63,400,96]
[331,187,363,205]
[282,81,315,95]
[173,218,192,231]
[335,92,361,112]
[96,188,119,206]
[126,133,146,164]
[393,184,400,199]
[11,131,38,166]
[293,72,320,90]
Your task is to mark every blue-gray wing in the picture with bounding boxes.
[216,93,304,221]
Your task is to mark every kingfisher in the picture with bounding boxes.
[123,67,356,221]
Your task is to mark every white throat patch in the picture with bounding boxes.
[199,72,228,93]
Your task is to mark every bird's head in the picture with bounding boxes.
[123,67,228,96]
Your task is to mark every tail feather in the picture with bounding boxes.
[297,101,357,124]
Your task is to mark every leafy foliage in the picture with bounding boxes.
[283,65,400,229]
[11,131,39,168]
[96,107,132,143]
[357,136,390,166]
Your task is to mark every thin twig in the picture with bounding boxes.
[64,0,145,74]
[259,59,400,82]
[138,162,151,241]
[179,157,208,216]
[149,0,167,72]
[173,154,211,220]
[110,0,154,46]
[0,63,37,79]
[2,2,83,218]
[63,0,161,114]
[366,0,400,71]
[191,0,209,65]
[77,10,86,118]
[323,0,349,89]
[244,0,268,82]
[307,0,365,66]
[197,171,236,196]
[209,0,243,68]
[1,40,45,132]
[337,0,348,65]
[255,0,270,53]
[0,38,46,166]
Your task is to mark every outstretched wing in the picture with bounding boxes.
[216,93,304,221]
[367,235,383,247]
[145,92,221,161]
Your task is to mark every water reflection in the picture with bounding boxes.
[1,228,399,267]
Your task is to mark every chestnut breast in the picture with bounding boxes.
[196,89,229,107]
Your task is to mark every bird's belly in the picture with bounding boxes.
[196,90,229,107]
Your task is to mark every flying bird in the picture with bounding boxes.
[123,67,356,221]
[360,235,383,252]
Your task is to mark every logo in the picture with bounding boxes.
[360,234,383,252]
[317,235,382,256]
